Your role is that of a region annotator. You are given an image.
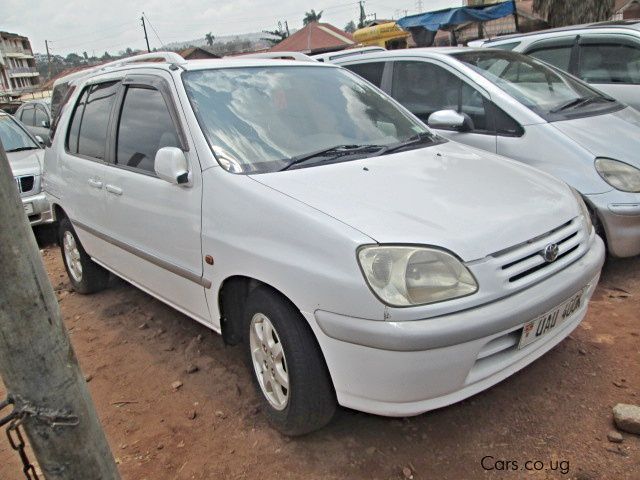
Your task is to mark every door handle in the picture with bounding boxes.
[87,178,103,189]
[105,184,123,196]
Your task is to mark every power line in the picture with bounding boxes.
[143,12,165,48]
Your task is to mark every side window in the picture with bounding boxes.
[461,83,488,131]
[76,82,119,160]
[528,46,573,72]
[20,107,35,126]
[34,107,48,127]
[116,87,180,173]
[66,88,89,154]
[578,42,640,84]
[488,102,524,137]
[344,62,386,87]
[392,60,489,132]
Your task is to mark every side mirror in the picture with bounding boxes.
[428,110,474,132]
[41,120,50,128]
[35,135,45,147]
[154,147,191,186]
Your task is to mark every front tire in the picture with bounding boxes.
[243,287,336,436]
[59,217,109,294]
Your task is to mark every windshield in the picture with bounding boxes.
[182,66,434,173]
[453,50,616,118]
[0,115,39,152]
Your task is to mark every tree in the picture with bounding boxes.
[65,52,83,65]
[303,9,323,25]
[262,21,289,46]
[533,0,615,28]
[344,20,357,33]
[205,32,215,47]
[82,51,89,61]
[101,51,112,61]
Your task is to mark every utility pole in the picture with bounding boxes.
[0,142,120,479]
[141,15,150,53]
[45,40,51,80]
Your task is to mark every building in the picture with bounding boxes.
[613,0,640,19]
[178,46,221,60]
[0,31,40,100]
[270,22,356,55]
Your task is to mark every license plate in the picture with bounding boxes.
[23,203,34,215]
[518,287,587,349]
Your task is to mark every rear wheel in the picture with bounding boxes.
[243,287,336,436]
[59,217,109,294]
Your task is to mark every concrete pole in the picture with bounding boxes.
[0,142,120,479]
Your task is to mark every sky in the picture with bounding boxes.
[1,0,462,57]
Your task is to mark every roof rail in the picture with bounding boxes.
[52,51,187,88]
[233,51,317,62]
[312,46,386,62]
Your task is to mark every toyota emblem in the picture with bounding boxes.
[542,243,560,263]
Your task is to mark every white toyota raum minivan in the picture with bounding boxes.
[44,52,605,435]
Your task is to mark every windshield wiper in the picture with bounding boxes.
[279,144,384,171]
[378,132,436,155]
[6,146,39,152]
[551,97,590,113]
[551,96,615,114]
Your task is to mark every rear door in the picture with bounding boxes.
[59,80,120,259]
[100,72,210,323]
[389,59,497,152]
[575,34,640,110]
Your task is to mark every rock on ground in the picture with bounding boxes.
[613,404,640,435]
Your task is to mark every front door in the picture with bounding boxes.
[100,72,210,323]
[389,59,497,153]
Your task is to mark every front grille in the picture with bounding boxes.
[491,217,589,290]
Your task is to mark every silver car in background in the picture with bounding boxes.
[332,48,640,257]
[475,20,640,112]
[0,111,52,226]
[14,99,52,146]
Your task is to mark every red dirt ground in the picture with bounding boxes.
[1,238,639,479]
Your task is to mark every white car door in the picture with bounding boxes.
[389,59,497,153]
[99,72,210,324]
[59,80,120,259]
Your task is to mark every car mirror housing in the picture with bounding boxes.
[35,135,45,147]
[154,147,191,186]
[41,120,50,128]
[428,110,473,132]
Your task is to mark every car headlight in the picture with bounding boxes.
[357,246,478,307]
[570,188,592,234]
[595,158,640,193]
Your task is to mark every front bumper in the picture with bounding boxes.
[310,236,605,417]
[22,192,53,226]
[587,190,640,257]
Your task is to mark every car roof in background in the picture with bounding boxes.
[484,19,640,44]
[331,46,477,63]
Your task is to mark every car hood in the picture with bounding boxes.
[251,142,578,261]
[7,149,44,177]
[552,107,640,168]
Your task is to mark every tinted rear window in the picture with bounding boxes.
[66,81,119,159]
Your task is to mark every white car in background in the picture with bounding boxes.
[475,20,640,111]
[44,52,604,435]
[0,111,53,226]
[332,47,640,257]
